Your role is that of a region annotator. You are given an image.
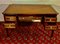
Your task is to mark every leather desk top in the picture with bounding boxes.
[3,4,58,16]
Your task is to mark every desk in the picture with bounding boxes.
[3,4,58,37]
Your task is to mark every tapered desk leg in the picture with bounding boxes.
[6,29,9,37]
[50,30,54,38]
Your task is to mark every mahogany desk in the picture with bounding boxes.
[2,4,58,37]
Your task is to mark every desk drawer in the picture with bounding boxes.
[45,17,56,22]
[5,16,16,21]
[45,25,57,30]
[18,16,41,22]
[4,23,16,28]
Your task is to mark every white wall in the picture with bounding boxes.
[0,0,49,4]
[52,5,60,22]
[0,0,60,5]
[0,4,8,21]
[49,0,60,6]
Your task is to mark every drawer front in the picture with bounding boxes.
[4,23,16,28]
[5,16,16,21]
[45,25,57,30]
[45,17,56,22]
[18,16,41,22]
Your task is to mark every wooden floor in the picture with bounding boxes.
[0,23,60,44]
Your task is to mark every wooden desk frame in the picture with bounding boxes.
[2,4,58,38]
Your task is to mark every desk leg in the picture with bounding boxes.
[50,30,54,38]
[6,29,9,37]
